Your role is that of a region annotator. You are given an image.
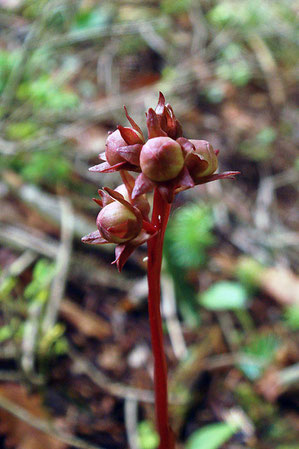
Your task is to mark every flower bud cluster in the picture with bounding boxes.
[82,173,155,271]
[82,93,239,269]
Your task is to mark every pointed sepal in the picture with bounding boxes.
[146,108,168,139]
[118,125,144,145]
[117,144,142,166]
[89,161,127,173]
[132,173,155,198]
[81,230,108,245]
[124,106,143,136]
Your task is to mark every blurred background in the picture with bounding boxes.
[0,0,298,448]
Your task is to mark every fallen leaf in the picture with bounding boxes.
[0,384,66,449]
[60,299,112,339]
[261,267,299,306]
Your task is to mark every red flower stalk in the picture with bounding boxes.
[82,93,239,448]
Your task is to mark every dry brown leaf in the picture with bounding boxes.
[261,267,299,306]
[214,255,299,306]
[0,383,66,449]
[60,299,112,339]
[256,369,282,402]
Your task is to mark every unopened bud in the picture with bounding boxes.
[97,201,142,244]
[140,137,184,182]
[105,130,127,166]
[186,140,218,180]
[115,184,150,218]
[103,184,151,218]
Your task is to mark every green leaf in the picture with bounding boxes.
[256,127,277,145]
[216,60,252,87]
[138,421,159,449]
[0,276,17,300]
[284,305,299,331]
[6,121,39,140]
[204,83,226,104]
[21,149,71,186]
[186,422,237,449]
[72,6,113,30]
[39,323,67,356]
[238,334,279,380]
[199,281,248,310]
[0,325,14,343]
[17,75,78,111]
[161,0,192,15]
[24,259,55,301]
[235,256,264,291]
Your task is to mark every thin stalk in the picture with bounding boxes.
[147,188,174,449]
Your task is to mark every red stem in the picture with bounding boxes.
[147,189,174,449]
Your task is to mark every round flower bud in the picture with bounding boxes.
[186,140,218,179]
[105,130,127,166]
[115,184,150,218]
[97,201,142,244]
[140,137,184,182]
[103,184,150,218]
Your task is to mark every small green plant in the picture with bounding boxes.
[165,203,215,269]
[72,4,114,31]
[199,281,248,311]
[138,421,159,449]
[186,421,239,449]
[238,334,279,380]
[17,75,78,111]
[0,259,67,365]
[216,43,252,87]
[21,148,72,186]
[161,0,192,15]
[0,50,21,95]
[6,121,40,141]
[284,305,299,331]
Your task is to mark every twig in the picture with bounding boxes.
[0,250,37,285]
[3,176,110,248]
[42,197,74,333]
[0,223,59,258]
[254,174,274,231]
[0,223,129,290]
[248,33,286,107]
[216,312,239,351]
[189,0,209,54]
[279,363,299,388]
[41,18,169,50]
[69,349,156,403]
[161,274,188,360]
[97,42,120,97]
[0,136,65,156]
[124,398,140,449]
[21,301,43,377]
[272,168,299,189]
[138,21,168,57]
[0,394,107,449]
